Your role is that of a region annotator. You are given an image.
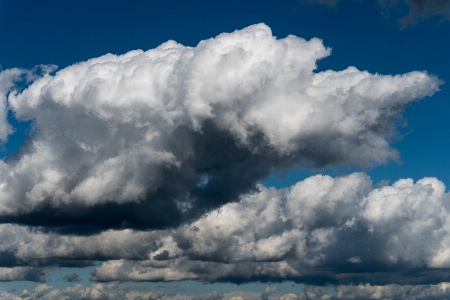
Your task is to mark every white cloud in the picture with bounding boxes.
[0,68,23,142]
[0,23,439,227]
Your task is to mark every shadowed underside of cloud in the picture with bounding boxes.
[0,23,440,234]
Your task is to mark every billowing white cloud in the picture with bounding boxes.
[0,24,440,233]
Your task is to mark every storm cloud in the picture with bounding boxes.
[0,23,440,234]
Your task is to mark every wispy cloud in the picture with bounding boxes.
[306,0,450,26]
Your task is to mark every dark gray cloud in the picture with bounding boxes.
[307,0,450,26]
[63,272,81,282]
[305,0,338,7]
[398,0,450,26]
[0,24,438,234]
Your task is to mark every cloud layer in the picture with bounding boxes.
[0,23,440,234]
[1,173,450,285]
[4,281,450,300]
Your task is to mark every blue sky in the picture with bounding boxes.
[0,0,450,299]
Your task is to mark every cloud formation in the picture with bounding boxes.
[0,23,440,234]
[86,173,450,284]
[2,173,450,284]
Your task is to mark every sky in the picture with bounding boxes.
[0,0,450,299]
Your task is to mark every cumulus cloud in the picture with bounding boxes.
[84,173,450,284]
[2,173,447,284]
[261,287,279,300]
[0,23,440,233]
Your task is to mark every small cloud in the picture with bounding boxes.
[261,287,279,300]
[62,272,81,282]
[348,256,362,263]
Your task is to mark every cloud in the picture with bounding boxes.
[0,267,53,282]
[192,291,224,300]
[0,68,22,142]
[3,282,450,300]
[1,173,450,284]
[0,173,442,285]
[398,0,450,26]
[261,287,279,300]
[62,272,81,282]
[0,23,440,233]
[298,282,450,299]
[0,283,186,300]
[307,0,450,26]
[304,0,338,7]
[84,173,450,284]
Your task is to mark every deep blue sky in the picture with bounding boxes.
[1,0,450,297]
